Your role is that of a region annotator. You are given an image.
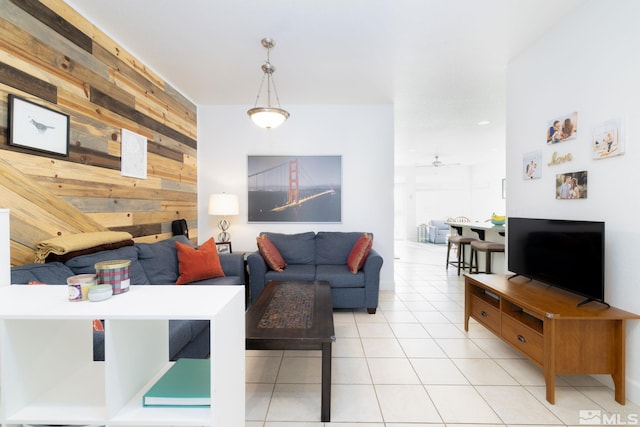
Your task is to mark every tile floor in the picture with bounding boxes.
[245,241,639,426]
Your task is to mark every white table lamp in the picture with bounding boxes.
[208,194,239,242]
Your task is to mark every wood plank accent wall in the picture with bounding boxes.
[0,0,199,266]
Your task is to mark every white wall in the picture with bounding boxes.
[507,0,640,404]
[397,155,506,242]
[0,209,9,286]
[415,166,473,225]
[470,157,506,222]
[197,104,395,290]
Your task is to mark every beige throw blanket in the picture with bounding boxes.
[35,231,133,263]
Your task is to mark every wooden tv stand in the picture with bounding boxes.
[464,274,640,405]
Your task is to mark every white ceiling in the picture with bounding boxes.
[64,0,584,167]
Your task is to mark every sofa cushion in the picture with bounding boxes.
[137,235,190,284]
[263,232,316,265]
[316,232,371,265]
[189,276,243,285]
[10,262,74,285]
[347,233,373,273]
[175,238,224,285]
[256,234,286,271]
[316,264,366,288]
[65,245,150,285]
[168,320,194,357]
[265,264,316,283]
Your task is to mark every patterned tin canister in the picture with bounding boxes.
[67,274,97,301]
[95,259,131,295]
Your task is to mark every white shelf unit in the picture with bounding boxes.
[0,285,245,427]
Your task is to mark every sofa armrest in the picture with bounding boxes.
[427,225,438,242]
[219,253,245,284]
[247,251,268,303]
[362,249,383,310]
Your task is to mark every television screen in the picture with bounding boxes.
[507,217,605,304]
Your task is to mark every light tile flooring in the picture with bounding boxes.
[245,241,639,426]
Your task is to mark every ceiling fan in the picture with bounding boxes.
[417,155,461,168]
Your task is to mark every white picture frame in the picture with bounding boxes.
[592,116,625,159]
[121,128,148,179]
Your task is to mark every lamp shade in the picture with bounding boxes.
[208,194,239,216]
[247,107,289,129]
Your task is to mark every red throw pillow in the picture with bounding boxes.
[347,233,373,274]
[93,319,104,332]
[256,234,286,272]
[175,237,225,285]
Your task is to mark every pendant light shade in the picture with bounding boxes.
[247,38,290,129]
[247,107,290,129]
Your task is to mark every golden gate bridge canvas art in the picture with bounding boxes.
[248,155,341,222]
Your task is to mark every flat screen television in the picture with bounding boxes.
[507,217,605,306]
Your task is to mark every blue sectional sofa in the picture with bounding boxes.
[247,231,383,313]
[10,235,245,361]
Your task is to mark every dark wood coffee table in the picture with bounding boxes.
[246,280,335,422]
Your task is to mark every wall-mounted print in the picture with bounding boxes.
[8,94,69,156]
[547,112,578,144]
[121,128,148,179]
[248,155,341,222]
[592,116,625,159]
[523,150,542,179]
[556,170,587,200]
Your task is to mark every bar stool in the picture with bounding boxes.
[470,240,505,274]
[446,234,476,275]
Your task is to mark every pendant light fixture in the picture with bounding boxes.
[247,38,290,129]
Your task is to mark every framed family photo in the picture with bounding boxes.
[592,116,625,159]
[8,94,69,156]
[546,112,578,144]
[523,150,542,180]
[216,241,232,254]
[556,170,588,200]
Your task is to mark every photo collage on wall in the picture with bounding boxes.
[521,111,626,201]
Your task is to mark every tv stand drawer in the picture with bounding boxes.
[501,314,543,364]
[470,295,500,334]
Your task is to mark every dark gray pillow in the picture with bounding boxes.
[316,232,372,265]
[262,232,316,265]
[65,245,149,285]
[10,262,74,285]
[137,235,191,284]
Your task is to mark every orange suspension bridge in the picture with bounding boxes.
[248,159,336,212]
